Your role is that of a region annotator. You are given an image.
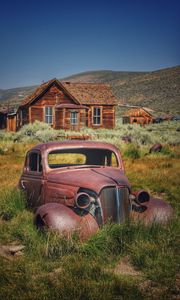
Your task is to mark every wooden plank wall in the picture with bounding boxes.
[7,115,17,132]
[33,85,74,107]
[30,107,44,123]
[129,116,152,124]
[103,106,115,128]
[123,108,153,125]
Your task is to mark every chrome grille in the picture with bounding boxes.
[99,187,130,223]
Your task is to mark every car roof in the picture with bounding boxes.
[29,141,120,153]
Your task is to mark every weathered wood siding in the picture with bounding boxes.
[7,115,17,132]
[29,83,76,125]
[102,106,115,128]
[30,107,44,123]
[123,108,153,125]
[33,84,75,107]
[129,116,152,124]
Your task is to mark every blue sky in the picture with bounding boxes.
[0,0,179,89]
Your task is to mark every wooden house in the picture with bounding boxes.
[122,107,154,125]
[6,78,117,132]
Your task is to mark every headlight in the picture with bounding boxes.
[75,192,91,209]
[130,190,150,205]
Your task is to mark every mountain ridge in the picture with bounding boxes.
[0,66,179,114]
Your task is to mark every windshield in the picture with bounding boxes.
[48,148,119,169]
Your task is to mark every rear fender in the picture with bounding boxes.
[34,203,99,240]
[130,197,173,224]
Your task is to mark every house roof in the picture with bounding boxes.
[20,79,80,107]
[123,107,153,118]
[62,82,117,105]
[0,108,17,115]
[19,78,117,107]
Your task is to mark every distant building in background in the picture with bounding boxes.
[0,107,18,130]
[1,78,117,131]
[122,107,154,125]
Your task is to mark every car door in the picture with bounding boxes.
[20,150,44,209]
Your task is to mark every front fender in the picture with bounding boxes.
[130,197,173,224]
[35,203,99,240]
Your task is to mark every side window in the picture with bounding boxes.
[111,153,118,167]
[93,107,101,125]
[70,111,78,125]
[104,152,118,167]
[28,152,42,172]
[45,106,53,124]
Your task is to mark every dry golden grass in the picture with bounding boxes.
[0,143,35,191]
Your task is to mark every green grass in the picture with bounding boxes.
[0,209,179,299]
[0,190,26,220]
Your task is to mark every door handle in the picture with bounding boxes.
[21,180,26,189]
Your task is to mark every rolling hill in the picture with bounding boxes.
[0,66,179,114]
[62,70,147,83]
[111,66,180,114]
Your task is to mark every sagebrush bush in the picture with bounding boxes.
[0,119,180,146]
[14,121,59,142]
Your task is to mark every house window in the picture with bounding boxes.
[45,107,53,124]
[93,107,101,125]
[70,111,78,125]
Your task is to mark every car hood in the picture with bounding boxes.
[47,167,131,194]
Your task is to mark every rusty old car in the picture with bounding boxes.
[19,141,173,239]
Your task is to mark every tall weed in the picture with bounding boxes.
[0,189,26,219]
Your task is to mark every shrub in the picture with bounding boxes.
[123,145,140,159]
[14,121,58,142]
